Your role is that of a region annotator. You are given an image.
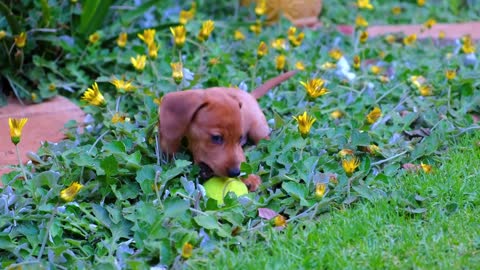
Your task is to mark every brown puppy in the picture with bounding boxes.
[159,70,297,190]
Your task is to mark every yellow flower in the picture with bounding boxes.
[117,32,127,48]
[275,54,286,71]
[8,118,28,145]
[370,65,381,75]
[257,41,268,58]
[410,75,426,88]
[368,144,381,155]
[148,42,159,59]
[130,55,147,71]
[355,15,368,28]
[287,27,304,47]
[420,162,432,173]
[315,183,327,197]
[330,110,343,119]
[300,78,329,99]
[273,214,287,227]
[179,2,196,24]
[403,34,417,46]
[391,6,402,15]
[438,31,445,40]
[359,31,368,43]
[14,32,27,48]
[366,107,382,124]
[170,62,183,84]
[385,34,396,44]
[31,93,38,102]
[378,75,390,83]
[329,48,343,61]
[338,149,354,157]
[295,61,305,71]
[417,0,426,6]
[197,20,215,42]
[111,77,136,92]
[249,20,262,35]
[88,32,100,44]
[0,30,6,40]
[424,18,436,29]
[82,82,105,106]
[419,85,432,96]
[48,83,56,91]
[293,111,316,138]
[138,29,156,46]
[445,70,456,81]
[60,182,83,202]
[342,157,360,176]
[154,97,163,105]
[208,57,220,66]
[271,38,287,51]
[320,62,336,70]
[234,29,245,40]
[255,0,267,16]
[357,0,373,9]
[170,25,187,48]
[461,35,475,54]
[353,55,361,70]
[181,242,193,259]
[112,113,126,124]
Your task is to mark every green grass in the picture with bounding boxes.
[193,133,480,269]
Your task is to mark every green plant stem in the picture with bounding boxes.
[37,203,58,260]
[250,58,258,91]
[15,144,28,180]
[447,84,451,111]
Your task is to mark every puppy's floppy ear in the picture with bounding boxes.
[159,90,206,154]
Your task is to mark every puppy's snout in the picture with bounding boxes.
[227,167,241,177]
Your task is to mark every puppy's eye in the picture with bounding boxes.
[211,135,224,145]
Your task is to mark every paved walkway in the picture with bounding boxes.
[0,97,84,176]
[0,22,479,176]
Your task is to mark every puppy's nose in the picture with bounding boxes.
[227,167,241,177]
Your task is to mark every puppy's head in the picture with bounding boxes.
[159,89,245,177]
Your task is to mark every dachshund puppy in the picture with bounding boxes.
[159,71,297,190]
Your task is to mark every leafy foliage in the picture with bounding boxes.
[1,0,480,269]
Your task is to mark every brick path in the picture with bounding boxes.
[0,97,84,176]
[0,22,479,177]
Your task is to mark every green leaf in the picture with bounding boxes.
[194,215,220,230]
[163,197,190,218]
[136,165,158,194]
[31,171,60,189]
[72,152,96,167]
[351,129,371,146]
[282,181,310,206]
[101,155,119,176]
[102,141,127,154]
[91,204,113,227]
[162,160,192,181]
[78,0,114,35]
[125,151,142,170]
[0,2,21,34]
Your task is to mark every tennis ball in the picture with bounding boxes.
[203,177,248,205]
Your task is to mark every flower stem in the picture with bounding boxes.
[250,59,258,91]
[15,144,27,180]
[447,85,451,111]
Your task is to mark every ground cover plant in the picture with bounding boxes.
[1,0,479,269]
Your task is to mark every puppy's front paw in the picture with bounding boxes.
[242,174,262,192]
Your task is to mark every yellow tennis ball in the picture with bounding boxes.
[203,177,248,205]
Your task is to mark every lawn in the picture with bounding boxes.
[193,133,480,269]
[1,0,479,269]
